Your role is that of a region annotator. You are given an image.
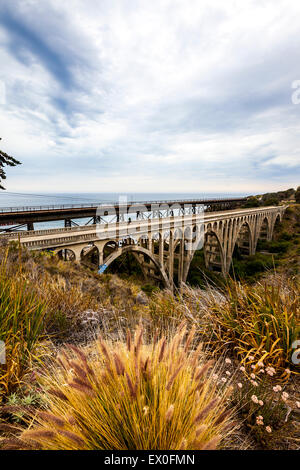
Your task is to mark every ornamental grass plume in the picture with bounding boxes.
[19,324,234,450]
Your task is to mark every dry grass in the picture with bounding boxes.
[201,278,300,374]
[18,325,234,450]
[0,243,146,339]
[0,248,47,400]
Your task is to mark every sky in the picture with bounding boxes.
[0,0,299,194]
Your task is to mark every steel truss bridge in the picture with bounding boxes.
[0,197,246,231]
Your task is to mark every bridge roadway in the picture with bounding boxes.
[0,196,246,230]
[4,205,286,288]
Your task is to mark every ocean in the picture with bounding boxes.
[0,191,248,230]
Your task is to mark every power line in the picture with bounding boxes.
[0,191,98,201]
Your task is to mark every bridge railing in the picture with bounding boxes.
[0,197,246,214]
[16,214,206,248]
[1,224,98,238]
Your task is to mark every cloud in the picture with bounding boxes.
[0,0,299,194]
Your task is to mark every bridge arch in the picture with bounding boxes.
[54,248,76,261]
[103,245,170,288]
[173,228,183,253]
[259,217,269,239]
[267,212,281,242]
[163,230,171,251]
[224,220,254,272]
[103,240,118,259]
[184,224,203,253]
[234,220,253,256]
[138,234,149,250]
[181,223,205,283]
[80,244,100,266]
[203,230,225,274]
[268,213,282,240]
[274,213,282,227]
[151,232,161,256]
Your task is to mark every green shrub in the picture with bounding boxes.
[243,197,260,208]
[141,284,159,296]
[278,232,292,241]
[268,241,290,254]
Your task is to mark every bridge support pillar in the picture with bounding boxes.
[27,222,34,231]
[159,235,164,267]
[267,227,273,242]
[178,240,184,286]
[168,235,174,284]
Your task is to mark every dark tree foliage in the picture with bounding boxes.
[243,196,260,208]
[262,196,279,206]
[0,138,21,190]
[295,186,300,204]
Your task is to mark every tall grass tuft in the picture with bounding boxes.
[205,278,300,373]
[20,325,233,450]
[0,249,46,400]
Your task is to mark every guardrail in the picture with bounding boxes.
[1,224,97,238]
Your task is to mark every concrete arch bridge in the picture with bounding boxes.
[5,205,286,289]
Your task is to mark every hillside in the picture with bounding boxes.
[263,204,300,276]
[244,187,298,208]
[231,204,300,281]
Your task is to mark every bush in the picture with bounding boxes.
[231,358,291,449]
[243,260,268,276]
[243,197,260,208]
[230,255,275,281]
[141,283,159,296]
[19,325,234,450]
[262,197,279,206]
[256,239,269,251]
[278,232,293,241]
[204,279,300,372]
[187,250,227,289]
[268,241,290,254]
